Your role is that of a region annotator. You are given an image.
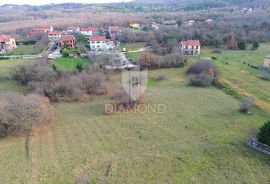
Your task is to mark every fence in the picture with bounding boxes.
[248,138,270,155]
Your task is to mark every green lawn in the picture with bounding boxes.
[8,45,36,55]
[127,51,143,60]
[54,57,89,71]
[120,42,146,52]
[0,59,36,95]
[0,55,269,183]
[199,43,270,111]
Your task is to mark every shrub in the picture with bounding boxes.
[211,56,217,60]
[239,97,256,113]
[138,52,187,68]
[237,39,247,50]
[10,62,57,84]
[188,71,214,87]
[251,42,259,50]
[257,121,270,146]
[187,59,219,78]
[0,93,52,137]
[155,74,166,81]
[212,49,221,53]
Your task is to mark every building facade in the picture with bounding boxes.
[60,35,76,48]
[80,27,98,36]
[180,40,201,56]
[29,26,54,37]
[89,36,114,51]
[0,35,17,53]
[48,31,65,41]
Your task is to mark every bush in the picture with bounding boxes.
[251,42,259,50]
[155,74,166,81]
[11,62,57,84]
[237,39,247,50]
[212,49,221,53]
[138,52,187,68]
[0,93,52,137]
[239,97,256,113]
[12,62,108,102]
[257,121,270,146]
[189,71,214,87]
[187,59,219,78]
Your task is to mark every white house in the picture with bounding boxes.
[185,20,195,26]
[48,31,65,41]
[264,55,270,68]
[180,40,201,56]
[89,36,114,51]
[67,26,80,33]
[80,27,98,36]
[206,19,214,24]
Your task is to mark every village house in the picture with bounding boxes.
[48,31,65,41]
[60,35,76,48]
[67,26,80,33]
[205,19,214,24]
[108,26,122,38]
[185,20,195,26]
[162,20,178,27]
[80,27,99,36]
[129,22,141,29]
[263,55,270,68]
[29,25,54,37]
[89,36,114,51]
[180,40,201,56]
[0,35,17,53]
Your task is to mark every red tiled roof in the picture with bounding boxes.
[81,27,98,31]
[181,40,200,47]
[89,36,108,41]
[0,35,12,42]
[60,35,75,41]
[48,31,65,35]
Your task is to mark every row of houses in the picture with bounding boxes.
[0,35,17,54]
[129,19,214,30]
[28,25,122,51]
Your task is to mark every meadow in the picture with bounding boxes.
[54,57,89,71]
[0,45,269,183]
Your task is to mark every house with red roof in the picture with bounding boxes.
[48,31,66,41]
[29,25,53,37]
[108,26,122,38]
[180,40,201,56]
[60,35,76,48]
[0,35,17,53]
[80,27,98,36]
[89,36,114,51]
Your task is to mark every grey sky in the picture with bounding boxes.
[0,0,132,5]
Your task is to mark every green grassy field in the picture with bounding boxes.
[0,47,270,183]
[199,44,270,111]
[120,42,146,52]
[54,57,89,71]
[8,45,36,55]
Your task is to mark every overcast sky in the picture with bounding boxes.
[0,0,132,5]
